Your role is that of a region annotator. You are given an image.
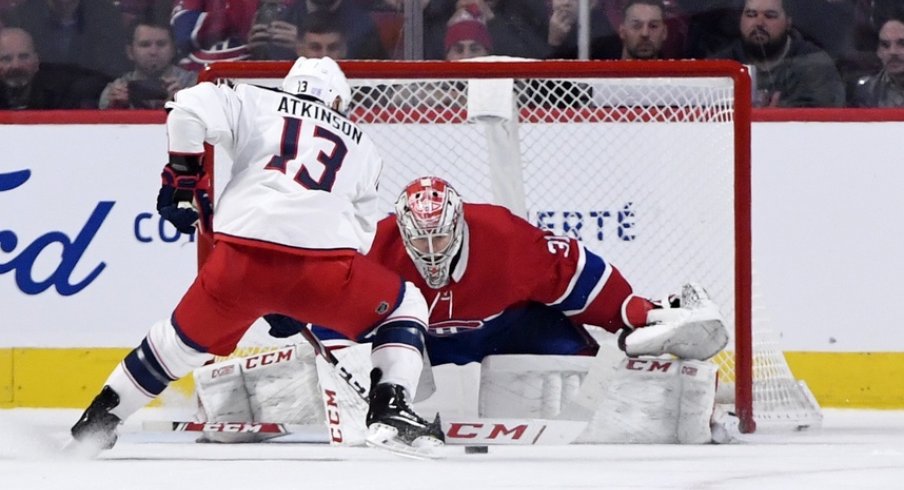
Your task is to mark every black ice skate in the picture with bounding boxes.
[365,369,444,459]
[68,385,122,457]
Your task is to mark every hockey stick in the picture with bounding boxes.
[142,417,587,446]
[555,342,623,421]
[296,325,369,402]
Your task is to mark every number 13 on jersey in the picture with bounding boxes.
[264,117,348,192]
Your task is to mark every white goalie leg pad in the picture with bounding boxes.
[579,357,718,444]
[194,344,325,442]
[478,354,593,419]
[314,343,373,446]
[674,360,719,443]
[194,357,257,443]
[194,357,253,424]
[478,354,719,443]
[624,283,729,361]
[242,343,323,424]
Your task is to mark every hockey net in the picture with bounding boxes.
[196,59,821,433]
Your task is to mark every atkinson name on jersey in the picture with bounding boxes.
[277,96,363,145]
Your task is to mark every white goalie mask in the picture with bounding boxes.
[280,56,352,114]
[394,177,464,289]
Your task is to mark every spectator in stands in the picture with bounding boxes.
[444,5,492,60]
[247,0,301,60]
[3,0,129,79]
[289,0,387,59]
[545,0,618,60]
[850,15,904,107]
[1,26,42,108]
[839,0,903,91]
[619,0,668,60]
[599,0,687,59]
[424,0,548,60]
[710,0,845,107]
[99,21,196,109]
[171,0,298,70]
[0,27,106,109]
[295,10,347,59]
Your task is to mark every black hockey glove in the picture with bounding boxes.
[263,313,307,338]
[156,164,212,234]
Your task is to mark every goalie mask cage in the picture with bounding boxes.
[196,59,821,433]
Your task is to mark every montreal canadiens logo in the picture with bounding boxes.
[429,319,484,336]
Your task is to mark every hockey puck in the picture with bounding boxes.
[465,445,489,454]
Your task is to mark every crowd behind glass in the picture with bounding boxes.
[0,0,902,110]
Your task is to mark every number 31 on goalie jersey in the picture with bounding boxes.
[545,236,572,257]
[264,117,348,192]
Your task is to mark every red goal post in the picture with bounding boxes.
[196,59,820,434]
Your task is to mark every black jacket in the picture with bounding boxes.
[0,63,109,110]
[711,31,845,107]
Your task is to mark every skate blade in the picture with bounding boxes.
[365,423,444,460]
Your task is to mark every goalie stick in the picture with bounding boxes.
[300,324,448,459]
[296,325,369,402]
[555,343,623,421]
[142,417,587,446]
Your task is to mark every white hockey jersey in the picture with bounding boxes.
[165,82,383,253]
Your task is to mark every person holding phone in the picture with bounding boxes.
[99,20,197,109]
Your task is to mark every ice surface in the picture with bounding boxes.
[1,408,903,489]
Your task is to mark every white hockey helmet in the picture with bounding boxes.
[281,56,352,114]
[394,176,465,289]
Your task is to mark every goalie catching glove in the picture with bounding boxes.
[156,154,212,234]
[619,283,729,361]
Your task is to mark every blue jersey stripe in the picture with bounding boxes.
[553,248,609,313]
[373,320,426,352]
[139,338,178,382]
[122,346,168,395]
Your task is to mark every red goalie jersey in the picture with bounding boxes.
[318,201,636,365]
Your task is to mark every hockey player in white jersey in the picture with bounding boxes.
[69,57,443,456]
